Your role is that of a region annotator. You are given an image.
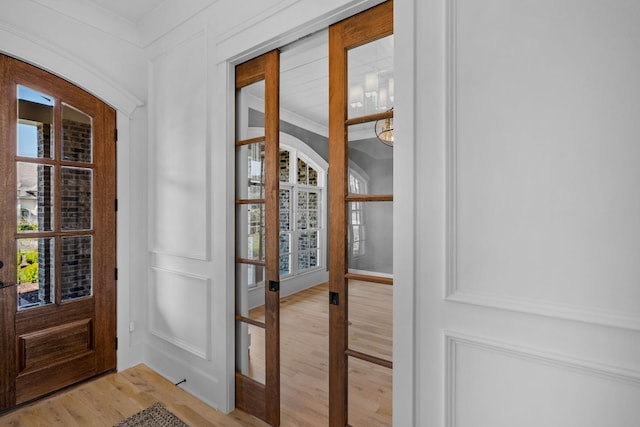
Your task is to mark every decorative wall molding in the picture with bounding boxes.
[139,0,220,48]
[443,0,640,332]
[214,0,299,48]
[445,330,640,427]
[447,290,640,332]
[148,28,210,261]
[445,0,459,301]
[149,268,212,360]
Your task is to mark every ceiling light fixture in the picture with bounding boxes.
[375,108,393,147]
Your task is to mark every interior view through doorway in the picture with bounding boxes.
[234,2,394,425]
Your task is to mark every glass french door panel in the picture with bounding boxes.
[61,103,92,163]
[61,235,92,301]
[347,123,393,196]
[236,80,265,138]
[347,280,392,361]
[236,142,265,200]
[347,201,392,275]
[236,321,266,384]
[17,85,54,159]
[16,162,54,233]
[348,357,392,427]
[237,262,266,291]
[61,167,93,231]
[16,238,55,310]
[236,262,267,324]
[236,204,266,261]
[347,35,394,119]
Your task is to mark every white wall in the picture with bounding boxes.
[411,0,640,425]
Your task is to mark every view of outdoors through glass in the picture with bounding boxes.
[16,85,94,309]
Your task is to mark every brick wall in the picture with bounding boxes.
[35,118,94,302]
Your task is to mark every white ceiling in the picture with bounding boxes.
[86,0,166,23]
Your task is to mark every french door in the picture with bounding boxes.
[328,2,394,426]
[0,54,117,410]
[234,50,281,426]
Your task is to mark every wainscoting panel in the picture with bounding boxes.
[149,268,211,360]
[445,332,640,427]
[149,29,209,260]
[445,0,640,330]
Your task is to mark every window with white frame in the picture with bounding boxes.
[279,149,325,277]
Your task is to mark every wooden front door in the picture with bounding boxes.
[0,54,117,410]
[234,50,281,426]
[328,2,394,426]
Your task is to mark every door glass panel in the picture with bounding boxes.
[236,321,265,384]
[17,238,55,310]
[236,80,265,139]
[238,263,265,291]
[236,204,265,262]
[347,35,394,119]
[348,357,392,426]
[17,85,54,159]
[348,280,392,361]
[348,201,392,275]
[348,123,393,196]
[61,167,93,231]
[236,142,265,200]
[17,162,54,233]
[61,235,92,301]
[236,263,266,324]
[62,103,92,163]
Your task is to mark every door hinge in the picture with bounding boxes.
[268,280,280,292]
[114,128,118,142]
[114,268,118,281]
[115,199,118,212]
[115,337,118,350]
[329,291,339,305]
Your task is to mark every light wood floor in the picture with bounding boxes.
[0,282,391,426]
[247,281,392,426]
[0,364,267,427]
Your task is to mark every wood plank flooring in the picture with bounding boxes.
[247,281,392,426]
[0,364,267,427]
[0,281,391,426]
